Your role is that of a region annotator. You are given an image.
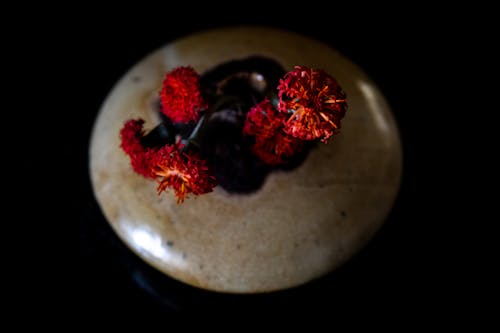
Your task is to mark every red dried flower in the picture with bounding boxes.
[278,66,347,143]
[243,99,303,165]
[151,142,216,203]
[243,98,283,138]
[159,66,207,123]
[119,119,156,178]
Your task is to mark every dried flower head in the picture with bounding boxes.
[119,119,156,178]
[159,66,208,123]
[278,66,347,143]
[243,99,303,165]
[151,141,216,203]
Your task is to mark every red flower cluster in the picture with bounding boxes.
[278,66,347,143]
[120,119,216,203]
[160,66,207,123]
[151,142,216,203]
[243,66,347,164]
[121,64,347,202]
[243,99,303,165]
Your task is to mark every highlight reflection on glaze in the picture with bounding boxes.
[129,227,187,269]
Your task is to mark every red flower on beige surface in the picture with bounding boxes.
[151,141,217,204]
[119,119,156,178]
[278,66,347,143]
[159,66,207,123]
[243,98,303,165]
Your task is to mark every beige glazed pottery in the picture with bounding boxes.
[89,26,402,293]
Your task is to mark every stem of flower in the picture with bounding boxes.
[140,121,175,148]
[181,95,240,153]
[269,92,280,110]
[180,113,206,151]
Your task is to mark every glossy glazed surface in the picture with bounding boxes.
[90,26,402,293]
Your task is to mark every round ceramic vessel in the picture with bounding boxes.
[90,26,402,293]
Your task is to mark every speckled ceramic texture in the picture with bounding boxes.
[90,26,402,293]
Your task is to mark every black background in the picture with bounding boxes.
[72,7,473,321]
